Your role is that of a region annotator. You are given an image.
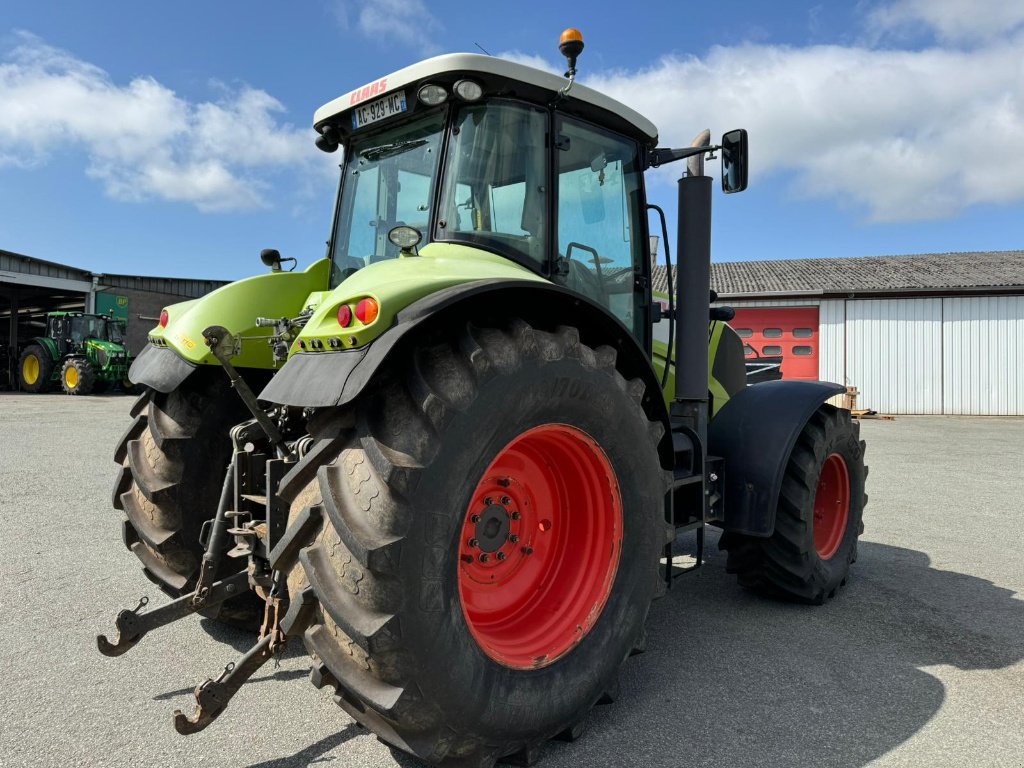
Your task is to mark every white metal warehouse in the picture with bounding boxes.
[706,250,1024,415]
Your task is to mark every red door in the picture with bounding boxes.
[731,307,820,380]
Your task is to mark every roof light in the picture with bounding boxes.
[159,310,169,328]
[417,83,448,106]
[355,298,379,325]
[453,79,483,101]
[388,225,422,250]
[337,304,352,327]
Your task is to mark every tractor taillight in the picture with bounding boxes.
[159,310,169,327]
[337,304,352,327]
[355,298,379,324]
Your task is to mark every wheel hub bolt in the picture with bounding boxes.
[497,478,511,488]
[461,554,474,563]
[511,512,521,520]
[484,497,493,506]
[509,534,519,543]
[468,538,479,548]
[500,496,511,506]
[522,547,533,555]
[496,551,506,561]
[480,553,490,562]
[470,514,480,523]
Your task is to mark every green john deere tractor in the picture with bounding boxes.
[18,311,133,395]
[99,29,867,767]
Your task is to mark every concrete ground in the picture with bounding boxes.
[1,392,1022,768]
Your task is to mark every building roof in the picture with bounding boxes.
[1,248,228,299]
[652,250,1024,298]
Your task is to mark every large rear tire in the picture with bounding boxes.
[111,370,263,627]
[719,404,867,604]
[279,322,668,767]
[18,344,54,393]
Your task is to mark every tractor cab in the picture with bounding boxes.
[48,312,120,355]
[313,50,660,342]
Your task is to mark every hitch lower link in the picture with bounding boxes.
[172,582,294,734]
[100,324,305,735]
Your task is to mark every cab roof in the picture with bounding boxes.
[314,53,659,145]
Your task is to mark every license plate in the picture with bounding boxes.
[352,92,407,129]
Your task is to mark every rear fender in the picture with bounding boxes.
[259,280,674,468]
[130,259,331,392]
[708,380,845,536]
[28,336,59,360]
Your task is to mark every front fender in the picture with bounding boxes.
[708,379,846,536]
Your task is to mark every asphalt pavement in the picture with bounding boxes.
[1,392,1022,768]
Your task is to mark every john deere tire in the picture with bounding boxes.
[277,322,668,767]
[719,404,867,604]
[112,369,262,627]
[18,344,54,393]
[62,358,96,395]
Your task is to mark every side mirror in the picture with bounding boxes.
[720,129,748,193]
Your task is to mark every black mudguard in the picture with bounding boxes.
[708,379,846,536]
[128,344,198,393]
[259,279,673,467]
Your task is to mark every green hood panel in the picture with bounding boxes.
[147,259,331,367]
[294,243,546,355]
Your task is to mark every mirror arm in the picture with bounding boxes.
[648,144,721,169]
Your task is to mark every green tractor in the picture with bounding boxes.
[99,30,867,767]
[18,311,133,395]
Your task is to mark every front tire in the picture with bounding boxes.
[720,404,867,604]
[281,322,668,766]
[62,358,95,395]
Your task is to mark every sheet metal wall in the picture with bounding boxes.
[846,299,943,414]
[700,294,1022,414]
[942,296,1024,415]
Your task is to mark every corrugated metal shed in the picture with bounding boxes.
[707,251,1024,416]
[652,250,1024,299]
[0,248,228,300]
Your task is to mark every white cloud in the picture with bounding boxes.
[498,51,560,74]
[334,0,443,56]
[579,32,1024,222]
[868,0,1024,44]
[0,33,316,212]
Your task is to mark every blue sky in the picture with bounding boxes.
[2,0,1023,280]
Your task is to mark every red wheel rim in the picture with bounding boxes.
[457,423,623,670]
[813,453,850,560]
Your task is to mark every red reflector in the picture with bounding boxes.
[355,298,379,324]
[337,304,352,327]
[159,310,169,328]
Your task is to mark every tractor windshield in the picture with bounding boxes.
[106,320,126,344]
[329,112,445,287]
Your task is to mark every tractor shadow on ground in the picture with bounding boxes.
[535,533,1024,768]
[244,723,363,768]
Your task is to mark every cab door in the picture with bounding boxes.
[552,116,649,347]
